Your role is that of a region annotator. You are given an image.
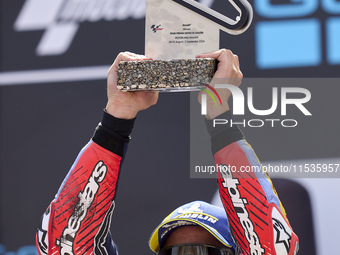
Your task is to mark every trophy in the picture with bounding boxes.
[117,0,253,91]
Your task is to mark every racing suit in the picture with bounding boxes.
[36,110,299,255]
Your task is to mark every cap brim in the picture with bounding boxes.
[149,218,233,252]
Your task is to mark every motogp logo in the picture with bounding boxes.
[14,0,146,56]
[151,24,163,33]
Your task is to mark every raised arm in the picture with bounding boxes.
[197,49,299,255]
[36,52,158,255]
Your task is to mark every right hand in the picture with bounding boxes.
[106,52,159,119]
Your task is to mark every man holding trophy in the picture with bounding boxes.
[36,1,299,255]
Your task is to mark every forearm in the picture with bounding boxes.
[207,112,299,255]
[36,50,159,255]
[36,111,134,255]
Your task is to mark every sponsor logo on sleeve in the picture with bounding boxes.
[37,205,51,254]
[56,160,107,255]
[272,207,292,255]
[220,165,265,254]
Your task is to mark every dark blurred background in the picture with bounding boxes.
[1,1,339,255]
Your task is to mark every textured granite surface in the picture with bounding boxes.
[117,58,216,91]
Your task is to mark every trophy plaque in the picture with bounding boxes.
[117,0,253,91]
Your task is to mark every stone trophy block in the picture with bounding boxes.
[117,58,216,91]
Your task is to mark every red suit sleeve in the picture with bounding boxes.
[36,117,131,255]
[209,122,299,255]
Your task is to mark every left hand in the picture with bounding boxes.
[196,49,243,119]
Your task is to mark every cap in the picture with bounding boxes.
[148,201,235,252]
